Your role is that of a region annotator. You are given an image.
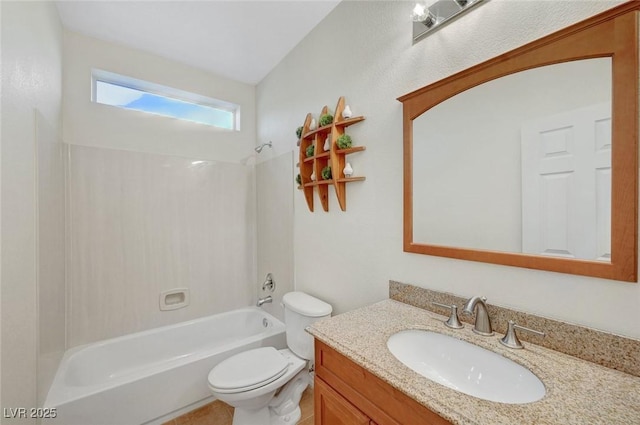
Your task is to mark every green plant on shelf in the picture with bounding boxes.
[321,165,332,180]
[336,134,353,149]
[305,144,315,158]
[319,114,334,127]
[296,126,303,139]
[296,173,302,185]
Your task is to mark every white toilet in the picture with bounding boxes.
[207,292,332,425]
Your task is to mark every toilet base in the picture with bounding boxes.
[231,370,310,425]
[231,406,301,425]
[271,406,301,425]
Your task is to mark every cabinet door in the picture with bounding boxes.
[315,377,370,425]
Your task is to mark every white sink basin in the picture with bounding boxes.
[387,330,545,404]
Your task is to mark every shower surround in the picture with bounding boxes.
[67,145,256,347]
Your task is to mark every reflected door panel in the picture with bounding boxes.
[521,103,611,261]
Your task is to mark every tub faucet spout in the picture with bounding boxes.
[257,296,273,307]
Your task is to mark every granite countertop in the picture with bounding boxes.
[307,299,640,425]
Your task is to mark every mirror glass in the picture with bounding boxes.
[412,58,612,261]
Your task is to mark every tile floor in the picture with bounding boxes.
[163,387,314,425]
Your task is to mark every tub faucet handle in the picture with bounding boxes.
[431,302,464,329]
[262,273,275,292]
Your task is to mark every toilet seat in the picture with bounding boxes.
[208,347,289,394]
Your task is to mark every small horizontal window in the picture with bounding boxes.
[92,69,239,130]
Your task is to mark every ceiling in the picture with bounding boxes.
[55,1,341,85]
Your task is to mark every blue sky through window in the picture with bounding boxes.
[95,80,235,129]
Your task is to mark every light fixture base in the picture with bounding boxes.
[413,0,485,43]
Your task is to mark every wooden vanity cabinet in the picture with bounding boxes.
[315,378,374,425]
[314,340,452,425]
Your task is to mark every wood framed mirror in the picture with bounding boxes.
[399,2,638,282]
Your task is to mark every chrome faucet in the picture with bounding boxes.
[462,296,493,336]
[257,295,273,307]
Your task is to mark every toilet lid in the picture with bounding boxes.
[208,347,289,393]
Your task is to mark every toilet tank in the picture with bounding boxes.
[282,292,332,360]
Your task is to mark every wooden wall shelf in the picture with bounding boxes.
[298,96,366,212]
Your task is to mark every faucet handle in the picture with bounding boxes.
[499,320,545,349]
[262,273,275,292]
[431,302,464,329]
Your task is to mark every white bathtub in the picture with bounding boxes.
[44,307,286,425]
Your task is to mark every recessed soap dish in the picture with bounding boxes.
[160,288,190,311]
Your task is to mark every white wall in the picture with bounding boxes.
[1,0,3,414]
[256,152,295,321]
[63,30,256,163]
[35,113,66,405]
[63,32,259,346]
[257,0,640,339]
[1,0,63,419]
[1,0,4,413]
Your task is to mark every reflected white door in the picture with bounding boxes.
[521,102,611,261]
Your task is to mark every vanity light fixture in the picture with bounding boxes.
[412,0,484,42]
